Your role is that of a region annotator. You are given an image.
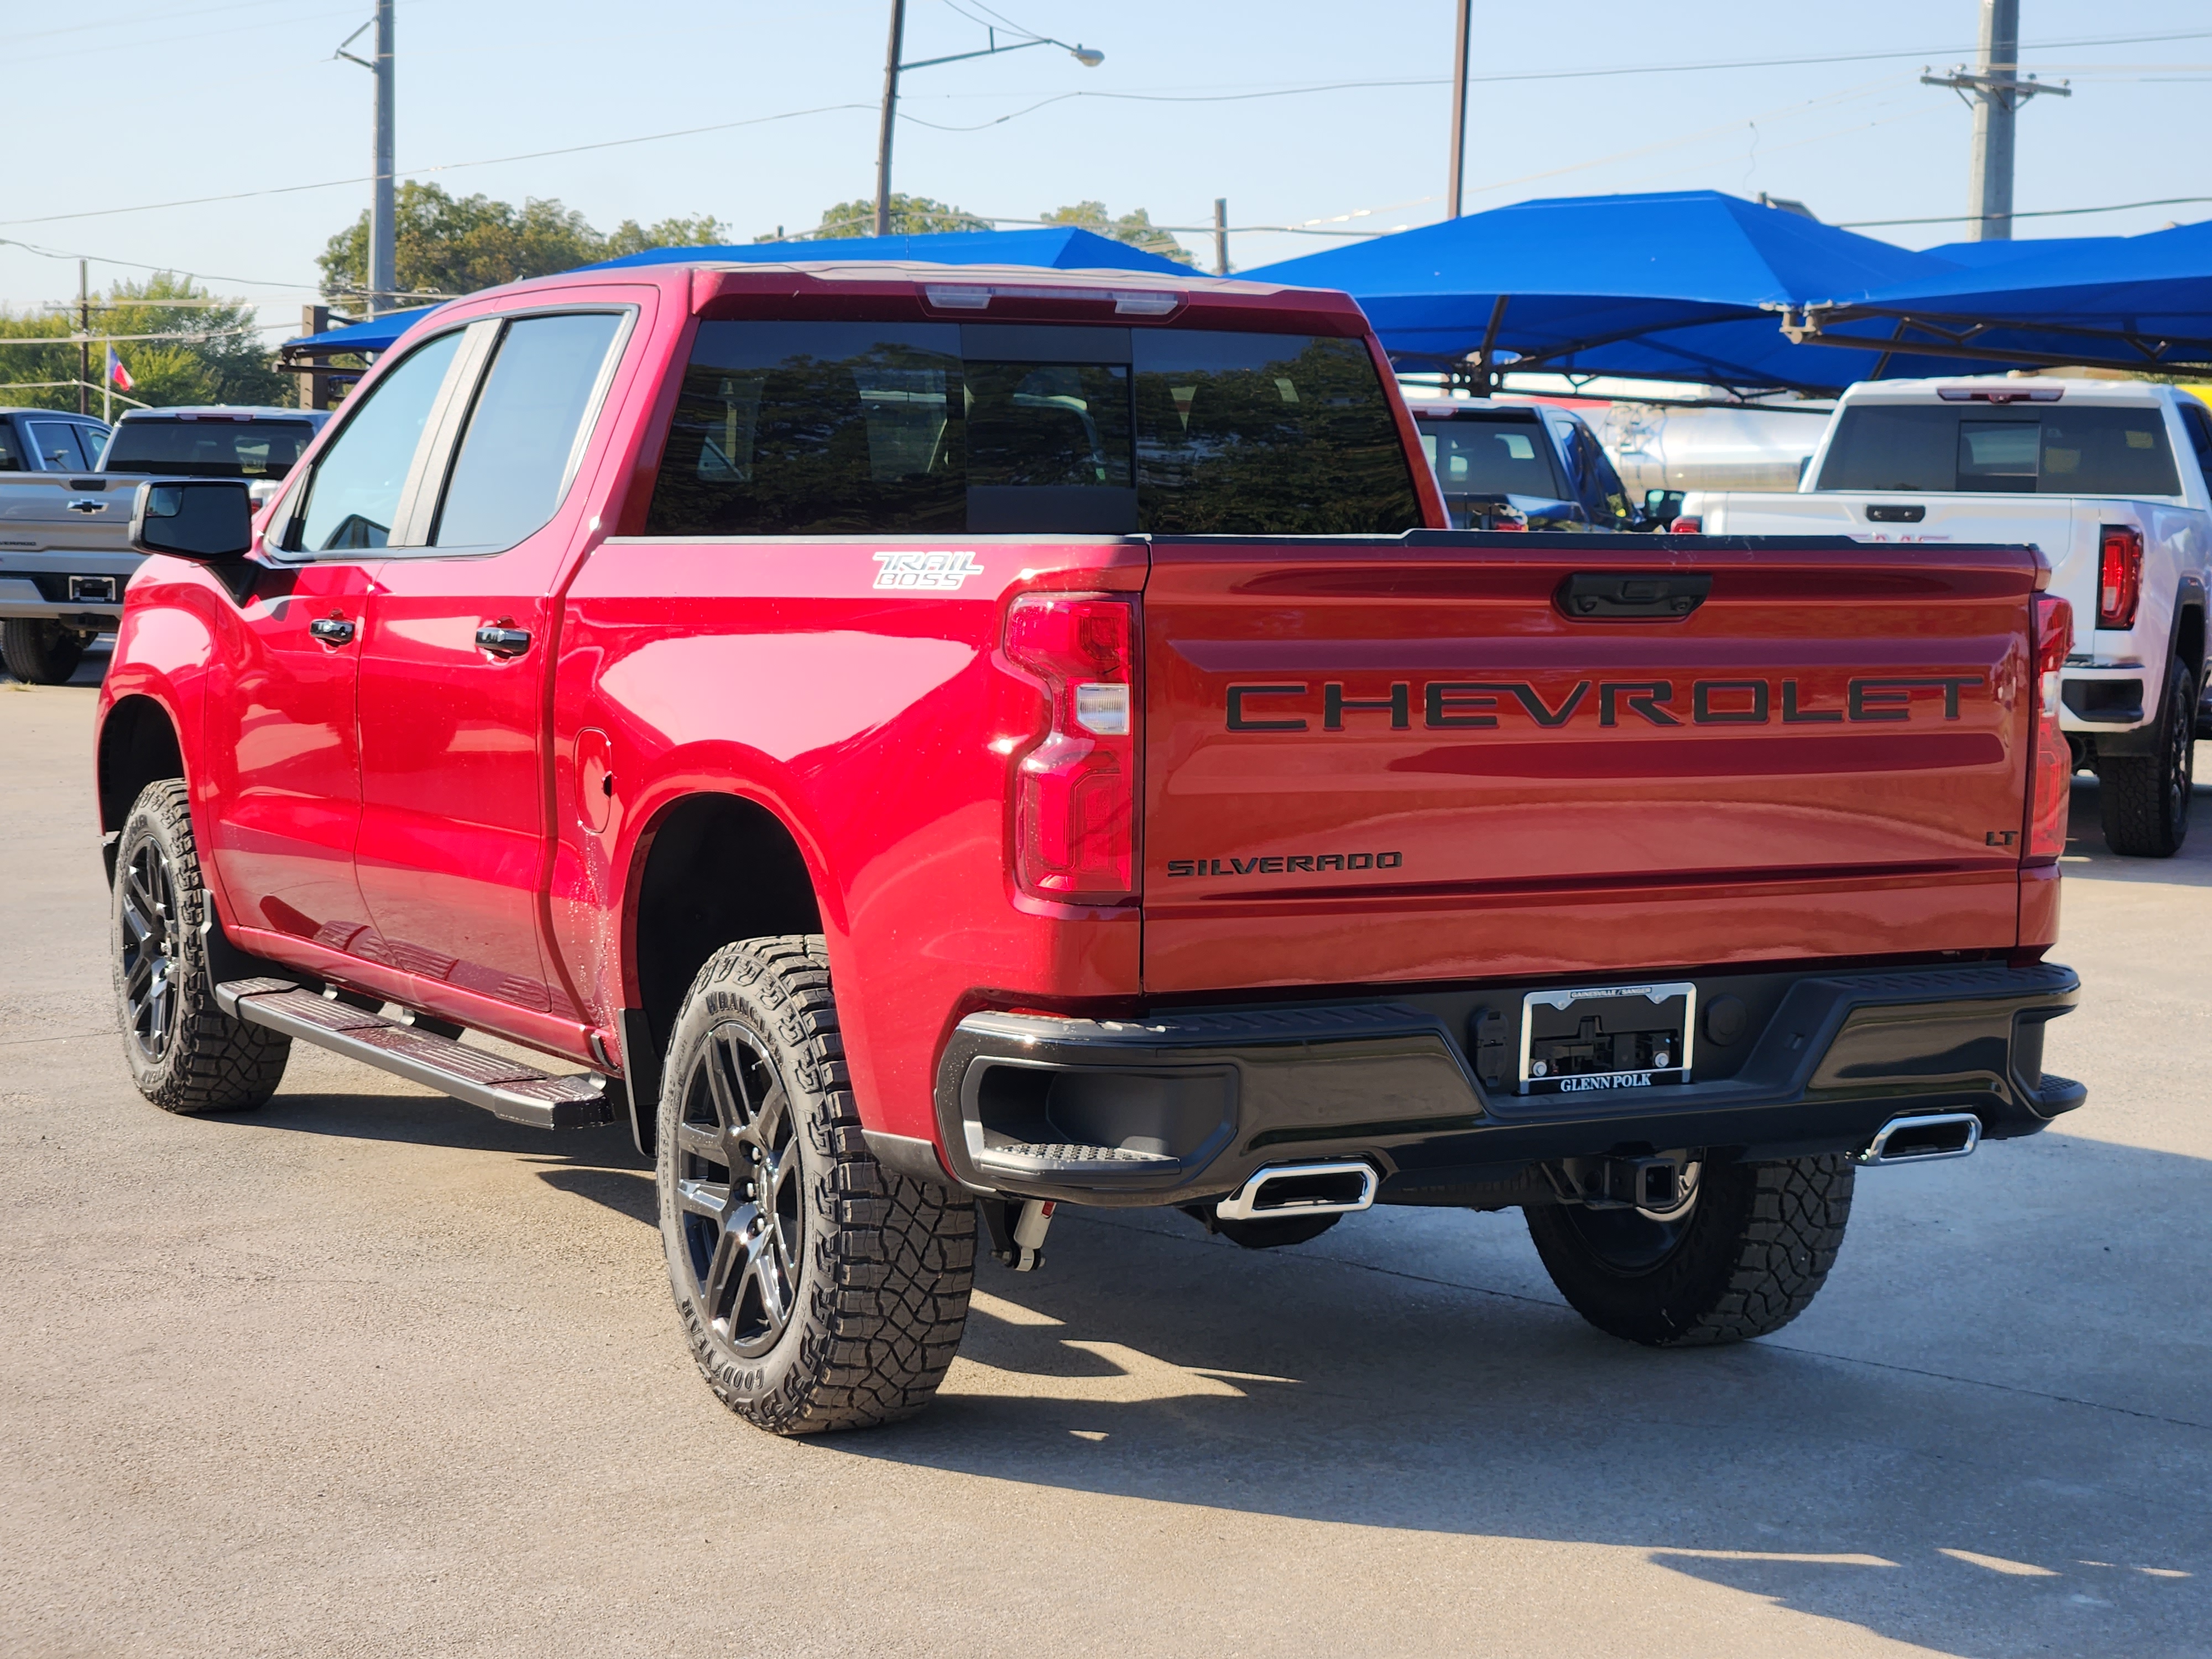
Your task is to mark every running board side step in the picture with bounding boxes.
[216,978,615,1130]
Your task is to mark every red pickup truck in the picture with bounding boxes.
[97,261,2082,1434]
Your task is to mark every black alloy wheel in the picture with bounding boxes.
[672,1019,805,1358]
[2101,656,2196,857]
[118,838,182,1064]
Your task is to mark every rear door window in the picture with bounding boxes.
[1818,403,2181,495]
[429,311,625,549]
[26,420,91,472]
[646,321,1419,536]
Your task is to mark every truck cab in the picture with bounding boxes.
[1406,397,1665,531]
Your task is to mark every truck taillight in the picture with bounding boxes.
[2097,524,2142,629]
[1004,593,1137,903]
[1668,515,1702,535]
[2028,595,2073,863]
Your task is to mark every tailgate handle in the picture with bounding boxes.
[1867,503,1926,523]
[1557,572,1712,621]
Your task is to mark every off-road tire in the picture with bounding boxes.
[112,779,291,1113]
[2,619,91,686]
[657,935,975,1434]
[1525,1155,1854,1346]
[2100,656,2195,857]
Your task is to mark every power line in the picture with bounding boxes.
[1840,194,2212,228]
[0,101,874,230]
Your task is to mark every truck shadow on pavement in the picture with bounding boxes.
[242,1091,656,1223]
[811,1144,2210,1659]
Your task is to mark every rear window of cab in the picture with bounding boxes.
[644,321,1422,537]
[1816,403,2182,495]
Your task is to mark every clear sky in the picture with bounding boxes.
[3,0,2209,335]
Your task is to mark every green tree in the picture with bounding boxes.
[1039,201,1194,265]
[771,195,991,242]
[0,274,286,412]
[319,183,728,303]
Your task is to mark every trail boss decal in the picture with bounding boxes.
[873,550,984,591]
[1224,676,1985,731]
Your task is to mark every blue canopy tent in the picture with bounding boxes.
[1241,191,1968,395]
[1776,218,2212,379]
[278,226,1188,366]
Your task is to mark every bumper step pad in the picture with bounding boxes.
[215,978,614,1129]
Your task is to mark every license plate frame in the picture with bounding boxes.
[1518,980,1697,1095]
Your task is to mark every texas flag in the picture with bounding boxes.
[106,345,133,393]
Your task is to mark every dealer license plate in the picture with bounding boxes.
[1519,981,1697,1095]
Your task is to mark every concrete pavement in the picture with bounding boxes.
[1,669,2205,1658]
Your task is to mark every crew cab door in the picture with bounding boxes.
[352,305,633,1019]
[205,328,465,947]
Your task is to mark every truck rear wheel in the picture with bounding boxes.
[2100,656,2194,857]
[2,619,92,686]
[1525,1154,1854,1346]
[112,780,291,1113]
[656,935,975,1434]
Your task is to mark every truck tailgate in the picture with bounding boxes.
[1140,534,2038,994]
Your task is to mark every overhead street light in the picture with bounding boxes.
[875,4,1105,237]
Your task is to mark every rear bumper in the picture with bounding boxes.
[0,572,126,627]
[906,961,2082,1208]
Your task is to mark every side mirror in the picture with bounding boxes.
[130,479,254,561]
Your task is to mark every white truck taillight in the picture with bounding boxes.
[2097,524,2143,629]
[1004,593,1138,903]
[2028,594,2074,863]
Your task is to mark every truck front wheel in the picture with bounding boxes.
[2100,656,2195,857]
[2,619,93,686]
[656,936,975,1434]
[112,780,291,1113]
[1524,1155,1854,1346]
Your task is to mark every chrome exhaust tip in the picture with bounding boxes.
[1215,1160,1378,1222]
[1859,1112,1981,1166]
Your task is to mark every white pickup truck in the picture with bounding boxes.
[1679,377,2212,857]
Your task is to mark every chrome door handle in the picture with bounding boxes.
[308,616,356,645]
[475,624,531,658]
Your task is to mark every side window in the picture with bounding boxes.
[0,423,23,472]
[288,330,463,553]
[27,420,90,472]
[430,311,625,549]
[2181,401,2212,492]
[80,424,111,467]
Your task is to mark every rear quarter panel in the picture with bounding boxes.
[552,535,1146,1144]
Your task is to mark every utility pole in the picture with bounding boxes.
[77,260,89,416]
[1213,199,1229,276]
[1922,0,2068,241]
[339,5,397,311]
[1447,0,1472,218]
[300,306,331,411]
[875,0,908,237]
[371,0,395,312]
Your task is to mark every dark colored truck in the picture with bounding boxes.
[96,261,2082,1434]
